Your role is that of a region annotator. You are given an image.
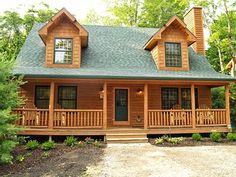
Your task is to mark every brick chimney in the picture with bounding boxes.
[184,7,205,55]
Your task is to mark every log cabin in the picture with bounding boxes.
[13,7,236,143]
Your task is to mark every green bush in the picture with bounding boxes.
[93,140,103,148]
[41,141,56,151]
[167,137,184,144]
[41,151,50,159]
[227,133,236,141]
[210,132,221,142]
[25,140,39,150]
[77,141,85,148]
[192,133,202,141]
[16,154,25,162]
[154,138,164,144]
[64,136,78,147]
[17,136,29,145]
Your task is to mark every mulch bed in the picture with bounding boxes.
[149,137,236,147]
[0,143,105,177]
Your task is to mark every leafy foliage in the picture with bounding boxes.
[16,154,25,162]
[64,136,78,147]
[167,137,185,144]
[192,133,202,141]
[25,140,39,150]
[0,54,24,164]
[154,138,164,144]
[93,140,103,148]
[41,141,56,151]
[226,132,236,141]
[210,131,222,142]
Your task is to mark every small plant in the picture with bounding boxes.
[18,136,29,145]
[16,154,25,162]
[41,140,56,151]
[25,152,32,157]
[42,151,50,159]
[154,138,164,144]
[94,140,103,148]
[77,141,85,148]
[167,137,184,144]
[227,133,236,141]
[64,136,78,147]
[192,133,202,141]
[85,137,94,144]
[210,131,221,142]
[25,140,39,150]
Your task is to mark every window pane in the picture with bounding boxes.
[165,43,182,67]
[35,86,50,109]
[181,88,199,109]
[54,38,72,64]
[161,88,178,109]
[58,86,77,109]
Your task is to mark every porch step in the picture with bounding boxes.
[106,133,148,143]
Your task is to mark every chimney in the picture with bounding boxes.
[184,7,205,55]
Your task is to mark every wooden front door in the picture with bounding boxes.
[114,88,130,125]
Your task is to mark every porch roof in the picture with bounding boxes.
[14,23,235,81]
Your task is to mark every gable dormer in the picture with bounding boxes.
[144,16,196,71]
[39,8,88,68]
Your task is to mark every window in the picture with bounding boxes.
[54,38,73,64]
[58,86,77,109]
[161,88,178,109]
[181,88,199,109]
[35,86,50,109]
[165,42,182,67]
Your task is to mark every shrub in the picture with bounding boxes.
[227,133,236,141]
[18,136,29,145]
[64,136,78,147]
[77,141,85,148]
[41,141,56,151]
[167,137,184,144]
[93,140,103,148]
[154,138,164,144]
[16,154,25,162]
[85,137,94,144]
[0,55,24,164]
[192,133,202,141]
[210,132,221,142]
[42,151,50,159]
[25,140,39,150]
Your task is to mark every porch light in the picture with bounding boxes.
[99,88,104,99]
[136,89,143,96]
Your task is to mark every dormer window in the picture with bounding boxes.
[165,42,182,67]
[54,38,73,64]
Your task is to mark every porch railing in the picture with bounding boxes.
[148,109,192,128]
[196,109,226,126]
[12,108,49,127]
[53,109,103,128]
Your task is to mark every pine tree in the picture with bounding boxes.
[0,53,24,163]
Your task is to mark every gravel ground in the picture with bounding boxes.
[85,144,236,177]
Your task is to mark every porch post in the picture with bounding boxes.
[49,82,55,129]
[225,84,231,128]
[191,84,196,128]
[144,83,148,129]
[103,82,107,129]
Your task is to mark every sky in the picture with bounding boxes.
[0,0,107,19]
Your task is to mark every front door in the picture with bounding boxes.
[114,88,129,125]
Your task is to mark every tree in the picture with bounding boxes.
[138,0,190,28]
[0,54,24,163]
[0,2,56,61]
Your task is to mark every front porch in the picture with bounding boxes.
[13,79,231,135]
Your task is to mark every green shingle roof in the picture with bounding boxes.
[13,23,235,81]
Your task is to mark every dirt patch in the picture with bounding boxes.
[85,143,236,177]
[149,137,236,147]
[0,144,104,177]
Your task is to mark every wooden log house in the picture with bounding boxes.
[13,7,235,143]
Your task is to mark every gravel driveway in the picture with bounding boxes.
[85,144,236,177]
